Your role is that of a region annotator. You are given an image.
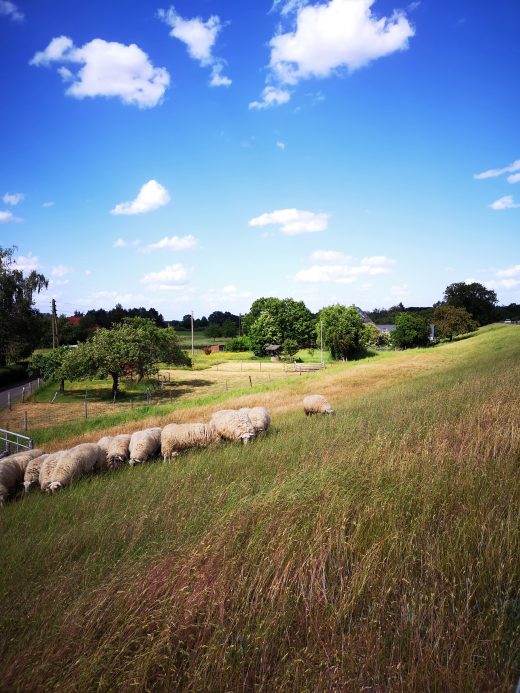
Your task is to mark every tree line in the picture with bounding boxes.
[1,243,517,377]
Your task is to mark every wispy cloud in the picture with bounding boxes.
[249,86,291,110]
[249,208,330,235]
[110,180,170,216]
[295,253,396,283]
[51,264,73,277]
[474,159,520,180]
[489,195,520,211]
[0,1,24,22]
[141,235,198,252]
[43,201,55,208]
[158,6,231,87]
[31,36,169,108]
[2,192,24,206]
[14,254,39,273]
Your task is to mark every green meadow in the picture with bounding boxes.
[0,325,519,691]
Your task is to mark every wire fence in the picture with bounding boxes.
[0,366,322,434]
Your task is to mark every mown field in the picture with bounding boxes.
[0,325,519,691]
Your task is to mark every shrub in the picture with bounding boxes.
[226,336,251,352]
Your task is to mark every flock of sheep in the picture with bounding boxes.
[0,394,334,507]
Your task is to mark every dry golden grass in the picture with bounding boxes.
[47,344,460,451]
[0,325,518,692]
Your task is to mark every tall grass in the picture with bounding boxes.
[0,326,519,691]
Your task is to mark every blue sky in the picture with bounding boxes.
[1,0,519,319]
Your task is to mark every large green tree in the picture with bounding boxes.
[68,319,191,393]
[243,297,315,347]
[28,346,76,393]
[249,312,282,357]
[317,305,368,360]
[0,246,48,366]
[391,313,431,349]
[433,305,478,341]
[443,282,497,325]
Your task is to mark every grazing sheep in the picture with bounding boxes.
[0,449,45,505]
[210,409,256,444]
[303,394,334,416]
[39,451,65,492]
[24,454,49,492]
[239,407,271,434]
[48,443,104,493]
[161,422,218,461]
[96,436,114,471]
[106,434,132,469]
[129,428,162,466]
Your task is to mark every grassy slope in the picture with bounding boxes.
[0,325,519,691]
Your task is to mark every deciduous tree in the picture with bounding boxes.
[317,305,367,360]
[391,313,431,349]
[0,246,48,366]
[443,282,497,325]
[433,305,478,341]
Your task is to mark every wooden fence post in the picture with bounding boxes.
[23,411,28,431]
[249,376,252,388]
[7,392,11,411]
[22,387,25,403]
[84,401,88,419]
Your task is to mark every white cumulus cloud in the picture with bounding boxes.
[507,173,520,184]
[249,86,291,110]
[14,254,39,273]
[2,192,24,206]
[489,195,520,211]
[295,253,395,283]
[158,6,231,87]
[111,180,170,216]
[0,210,15,223]
[496,264,520,278]
[474,159,520,180]
[249,208,330,235]
[0,1,23,21]
[141,263,191,291]
[142,235,198,252]
[269,0,415,85]
[30,36,170,109]
[253,0,414,107]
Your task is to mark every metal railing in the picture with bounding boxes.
[0,428,34,456]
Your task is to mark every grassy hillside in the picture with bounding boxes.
[0,325,519,691]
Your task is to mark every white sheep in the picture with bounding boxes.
[303,394,334,416]
[39,451,65,492]
[210,409,256,444]
[129,427,162,465]
[106,434,132,468]
[48,443,104,493]
[161,422,219,461]
[96,436,114,471]
[23,454,49,492]
[239,407,271,434]
[0,448,45,505]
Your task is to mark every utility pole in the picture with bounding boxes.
[191,310,194,357]
[51,299,59,349]
[239,313,242,336]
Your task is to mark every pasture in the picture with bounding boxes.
[0,325,519,691]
